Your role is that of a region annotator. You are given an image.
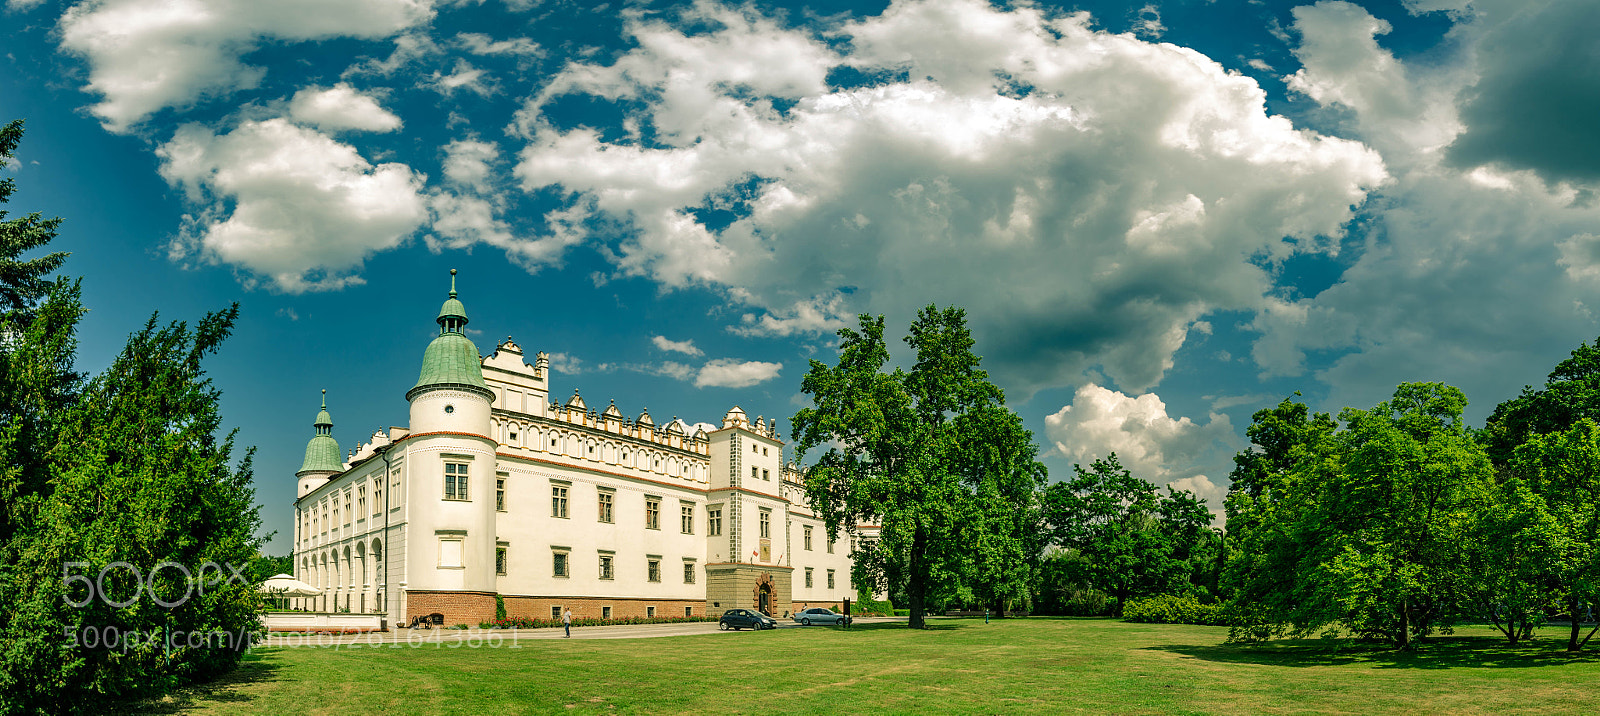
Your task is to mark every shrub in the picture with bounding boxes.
[1122,594,1228,626]
[852,593,894,616]
[495,595,507,622]
[893,609,910,617]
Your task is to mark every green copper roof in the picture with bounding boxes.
[438,297,468,324]
[410,269,489,398]
[299,434,343,474]
[413,331,487,392]
[299,390,342,474]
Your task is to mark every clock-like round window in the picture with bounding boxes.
[443,404,455,414]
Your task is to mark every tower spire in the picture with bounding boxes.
[449,268,458,298]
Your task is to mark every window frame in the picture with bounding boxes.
[645,497,661,530]
[551,483,569,518]
[443,461,470,501]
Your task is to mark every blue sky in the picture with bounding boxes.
[4,0,1598,554]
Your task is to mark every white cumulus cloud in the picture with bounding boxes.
[694,358,782,388]
[1045,383,1234,508]
[59,0,434,132]
[510,0,1386,397]
[158,118,427,293]
[287,84,402,133]
[651,335,704,357]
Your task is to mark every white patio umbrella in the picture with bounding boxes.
[259,574,320,597]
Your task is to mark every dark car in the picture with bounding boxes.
[719,609,776,630]
[791,607,851,626]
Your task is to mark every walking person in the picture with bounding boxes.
[563,608,572,638]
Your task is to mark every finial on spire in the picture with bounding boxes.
[321,388,326,408]
[449,268,458,298]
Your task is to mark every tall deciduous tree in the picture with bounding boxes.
[1044,454,1216,614]
[1482,337,1600,465]
[791,307,1045,629]
[1231,383,1491,649]
[1509,420,1600,652]
[1460,476,1565,645]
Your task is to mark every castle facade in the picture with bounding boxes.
[291,271,871,626]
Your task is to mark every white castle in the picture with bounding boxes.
[291,270,873,626]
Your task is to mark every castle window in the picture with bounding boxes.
[495,547,507,575]
[759,509,771,538]
[680,503,694,534]
[496,477,506,512]
[685,606,693,617]
[708,506,722,536]
[762,469,769,481]
[751,466,758,480]
[599,554,614,580]
[827,537,835,554]
[804,525,813,551]
[553,551,569,578]
[551,485,569,518]
[597,490,614,523]
[509,431,518,443]
[683,561,696,584]
[602,606,612,619]
[443,462,469,501]
[551,606,562,619]
[763,447,768,456]
[645,497,661,530]
[357,486,366,518]
[647,606,656,617]
[805,568,813,588]
[647,559,661,583]
[827,569,836,589]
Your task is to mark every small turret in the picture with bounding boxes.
[297,390,342,497]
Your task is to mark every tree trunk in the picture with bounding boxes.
[908,525,927,630]
[1398,598,1412,650]
[1568,597,1583,653]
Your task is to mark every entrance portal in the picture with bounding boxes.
[758,583,772,615]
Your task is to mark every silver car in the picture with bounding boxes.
[791,607,851,626]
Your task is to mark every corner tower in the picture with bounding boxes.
[402,269,499,620]
[297,390,341,497]
[406,268,495,436]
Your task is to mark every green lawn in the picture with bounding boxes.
[136,618,1600,715]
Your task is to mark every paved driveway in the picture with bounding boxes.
[262,616,905,648]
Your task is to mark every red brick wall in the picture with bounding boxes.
[501,595,708,621]
[405,590,497,626]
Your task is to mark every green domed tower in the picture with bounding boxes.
[296,389,343,497]
[406,269,495,438]
[406,269,493,402]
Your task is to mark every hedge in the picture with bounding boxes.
[1121,594,1229,626]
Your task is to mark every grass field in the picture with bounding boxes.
[136,618,1600,715]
